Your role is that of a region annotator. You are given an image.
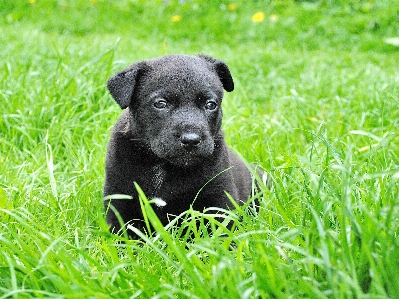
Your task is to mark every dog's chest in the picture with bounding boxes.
[148,163,208,205]
[151,164,166,193]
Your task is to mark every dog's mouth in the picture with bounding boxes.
[165,148,214,167]
[151,137,214,168]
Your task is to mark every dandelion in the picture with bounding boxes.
[269,14,279,22]
[227,4,237,11]
[28,0,36,4]
[171,15,182,22]
[251,11,265,23]
[384,37,399,47]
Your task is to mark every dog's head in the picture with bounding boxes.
[107,54,234,167]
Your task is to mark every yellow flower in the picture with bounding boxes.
[28,0,36,4]
[251,12,265,23]
[90,0,98,4]
[227,4,237,11]
[171,15,182,22]
[269,14,279,22]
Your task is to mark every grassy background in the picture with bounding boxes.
[1,0,399,298]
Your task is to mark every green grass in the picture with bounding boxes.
[1,0,399,298]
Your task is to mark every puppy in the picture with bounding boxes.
[103,54,266,238]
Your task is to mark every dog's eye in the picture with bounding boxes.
[154,99,167,109]
[205,100,217,110]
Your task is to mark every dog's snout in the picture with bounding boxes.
[180,133,201,148]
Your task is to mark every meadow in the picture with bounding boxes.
[1,0,399,298]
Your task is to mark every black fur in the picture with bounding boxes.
[103,54,265,238]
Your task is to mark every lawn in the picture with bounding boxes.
[1,0,399,298]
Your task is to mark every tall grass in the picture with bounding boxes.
[1,0,399,298]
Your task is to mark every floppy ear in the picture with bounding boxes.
[107,62,147,109]
[196,54,234,92]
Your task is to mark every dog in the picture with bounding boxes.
[103,54,267,238]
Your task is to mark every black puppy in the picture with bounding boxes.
[103,54,266,237]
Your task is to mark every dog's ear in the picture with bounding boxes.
[197,54,234,92]
[107,62,147,109]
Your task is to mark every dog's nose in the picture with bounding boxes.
[180,133,201,148]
